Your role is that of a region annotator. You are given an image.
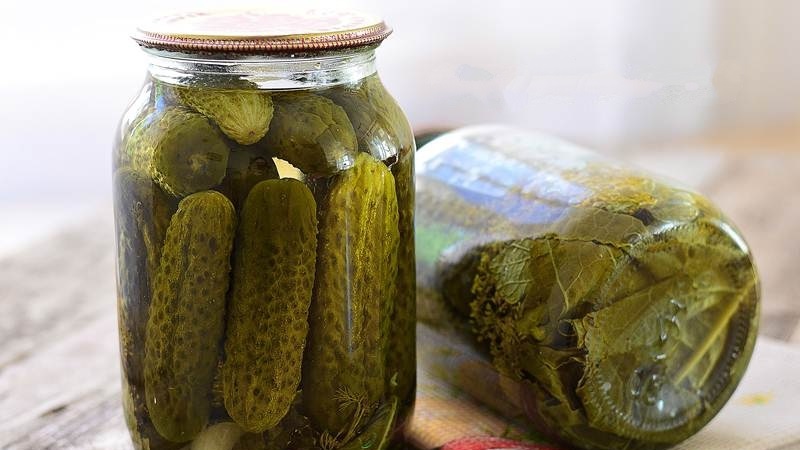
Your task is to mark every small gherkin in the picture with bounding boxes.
[326,75,418,406]
[144,190,236,443]
[123,106,231,198]
[114,168,158,386]
[385,151,417,407]
[324,75,413,160]
[150,107,232,197]
[121,376,184,450]
[114,168,177,385]
[262,92,357,176]
[118,107,158,174]
[223,179,318,433]
[303,153,399,434]
[176,87,274,145]
[114,168,181,450]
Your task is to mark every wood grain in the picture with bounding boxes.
[0,213,131,449]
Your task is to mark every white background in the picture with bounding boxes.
[1,0,799,254]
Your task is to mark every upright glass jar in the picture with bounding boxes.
[112,10,416,450]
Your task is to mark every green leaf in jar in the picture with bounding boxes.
[444,207,758,448]
[571,220,758,443]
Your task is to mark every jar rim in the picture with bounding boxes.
[132,8,392,55]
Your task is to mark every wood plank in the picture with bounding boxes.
[0,214,131,449]
[0,213,116,368]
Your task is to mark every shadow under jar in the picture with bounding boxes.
[112,10,416,450]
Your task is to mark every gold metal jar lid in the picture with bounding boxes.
[132,9,391,53]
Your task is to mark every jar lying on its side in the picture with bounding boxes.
[415,126,760,450]
[112,10,415,450]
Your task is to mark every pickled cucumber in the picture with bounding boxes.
[119,107,158,174]
[144,191,237,442]
[115,169,156,387]
[325,75,413,161]
[326,77,417,405]
[230,392,315,450]
[151,107,232,197]
[177,88,274,145]
[118,69,415,450]
[263,93,357,176]
[303,153,399,434]
[223,179,318,433]
[216,144,279,209]
[122,376,185,450]
[114,168,176,386]
[122,105,232,197]
[362,77,414,151]
[115,168,181,450]
[386,152,416,407]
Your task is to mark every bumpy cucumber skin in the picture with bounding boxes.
[115,168,158,387]
[378,81,417,409]
[176,88,274,145]
[263,93,357,176]
[324,75,414,161]
[386,150,417,408]
[232,392,316,450]
[223,179,318,433]
[121,106,232,198]
[151,107,231,197]
[144,191,236,442]
[326,74,417,409]
[115,168,181,450]
[303,153,399,433]
[122,376,185,450]
[118,107,156,173]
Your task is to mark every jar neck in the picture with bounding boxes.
[146,48,377,90]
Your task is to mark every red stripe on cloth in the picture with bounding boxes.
[440,436,562,450]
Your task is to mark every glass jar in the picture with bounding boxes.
[112,10,415,450]
[415,126,759,450]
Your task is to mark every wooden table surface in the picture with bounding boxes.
[2,150,799,449]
